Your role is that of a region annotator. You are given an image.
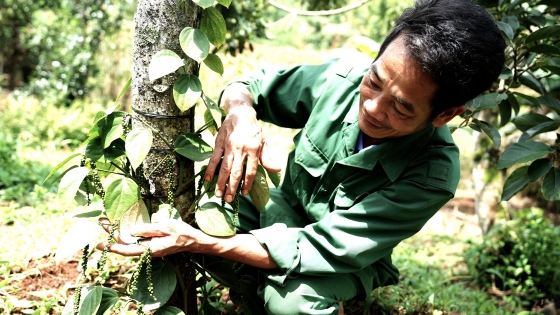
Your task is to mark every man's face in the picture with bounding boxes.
[358,38,438,145]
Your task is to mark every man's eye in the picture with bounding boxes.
[393,104,407,117]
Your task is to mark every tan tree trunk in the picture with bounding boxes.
[132,0,202,313]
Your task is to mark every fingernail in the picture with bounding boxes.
[215,190,222,197]
[242,189,249,195]
[225,195,233,203]
[205,175,210,182]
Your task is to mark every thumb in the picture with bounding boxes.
[130,223,169,237]
[259,141,283,173]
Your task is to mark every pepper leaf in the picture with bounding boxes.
[542,167,560,201]
[201,7,227,48]
[179,27,210,62]
[125,128,153,170]
[105,177,140,222]
[58,167,90,209]
[497,140,554,169]
[174,133,213,161]
[173,74,202,112]
[196,202,236,236]
[149,49,184,82]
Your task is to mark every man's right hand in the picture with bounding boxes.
[204,83,281,203]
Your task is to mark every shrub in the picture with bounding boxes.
[464,209,560,304]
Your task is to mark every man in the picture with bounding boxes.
[105,0,505,313]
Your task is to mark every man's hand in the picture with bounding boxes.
[97,218,204,257]
[204,83,281,203]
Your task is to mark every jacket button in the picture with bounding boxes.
[321,189,330,195]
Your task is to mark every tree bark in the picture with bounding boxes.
[132,0,202,313]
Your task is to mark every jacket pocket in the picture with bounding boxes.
[333,184,368,210]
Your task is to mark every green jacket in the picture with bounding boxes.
[233,58,461,293]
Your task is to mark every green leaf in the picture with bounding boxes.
[539,95,560,114]
[465,92,508,111]
[58,167,90,209]
[512,113,554,132]
[497,140,554,169]
[196,202,236,236]
[55,219,104,262]
[193,0,214,8]
[519,75,544,95]
[203,54,224,76]
[85,137,104,161]
[149,50,185,82]
[115,77,132,103]
[528,44,560,55]
[74,210,103,218]
[203,108,218,135]
[100,113,124,149]
[173,74,202,112]
[125,128,153,170]
[266,169,281,188]
[507,93,520,115]
[498,99,512,127]
[96,288,119,315]
[79,285,103,315]
[204,95,224,129]
[174,133,213,161]
[119,200,150,244]
[528,158,552,182]
[44,153,82,184]
[151,204,180,223]
[131,259,177,311]
[501,167,530,202]
[249,165,270,211]
[525,25,560,44]
[216,0,232,8]
[179,27,210,62]
[496,21,514,40]
[201,7,227,48]
[153,306,186,315]
[519,121,560,141]
[542,167,560,201]
[101,138,126,162]
[513,92,540,106]
[104,177,140,222]
[473,119,501,148]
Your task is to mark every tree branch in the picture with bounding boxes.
[267,0,373,16]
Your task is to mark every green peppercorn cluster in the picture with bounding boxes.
[89,161,105,201]
[98,221,118,272]
[129,248,155,300]
[72,286,82,315]
[167,156,175,208]
[81,244,90,281]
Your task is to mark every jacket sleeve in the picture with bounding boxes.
[225,60,340,129]
[250,163,453,285]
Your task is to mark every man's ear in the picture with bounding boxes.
[431,105,466,128]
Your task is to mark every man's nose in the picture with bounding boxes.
[363,98,386,121]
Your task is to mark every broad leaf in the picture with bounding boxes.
[151,204,180,223]
[105,178,140,222]
[266,169,281,188]
[97,112,125,149]
[196,202,236,236]
[204,95,224,128]
[131,259,177,311]
[115,77,132,103]
[58,167,90,209]
[497,140,553,169]
[496,21,514,40]
[519,121,560,142]
[519,75,544,95]
[85,137,104,161]
[501,166,530,201]
[498,99,512,127]
[153,306,186,315]
[204,108,218,135]
[507,93,520,115]
[528,158,552,182]
[175,133,213,161]
[44,153,82,184]
[513,92,540,106]
[119,200,150,244]
[201,7,227,48]
[101,138,126,162]
[149,50,184,82]
[528,44,560,55]
[193,0,214,8]
[173,74,202,112]
[542,167,560,201]
[179,27,210,62]
[125,128,153,170]
[216,0,232,7]
[473,119,501,148]
[203,54,224,76]
[80,285,103,315]
[96,288,119,315]
[55,219,104,262]
[525,25,560,44]
[466,92,507,111]
[512,113,554,132]
[249,165,270,211]
[74,210,103,218]
[539,95,560,114]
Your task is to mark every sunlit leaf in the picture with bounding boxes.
[249,165,270,211]
[173,74,202,112]
[179,27,210,62]
[105,178,140,222]
[512,113,554,132]
[97,288,119,315]
[201,7,227,48]
[73,210,103,218]
[125,128,153,170]
[519,121,560,142]
[119,200,150,244]
[151,204,180,223]
[266,169,281,188]
[55,219,104,262]
[204,95,224,129]
[149,50,184,82]
[44,153,82,184]
[115,77,132,103]
[497,140,553,169]
[79,285,103,315]
[496,21,514,40]
[525,25,560,43]
[501,166,530,201]
[196,202,236,236]
[58,167,90,209]
[131,259,177,311]
[542,167,560,201]
[216,0,232,8]
[203,54,224,75]
[192,0,214,8]
[465,92,507,111]
[174,133,213,161]
[100,113,124,149]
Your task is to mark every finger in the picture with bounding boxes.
[260,141,283,173]
[98,218,112,233]
[215,153,233,198]
[205,144,224,182]
[242,154,259,195]
[130,223,171,238]
[225,152,246,202]
[96,241,146,257]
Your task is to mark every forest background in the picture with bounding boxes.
[1,0,559,314]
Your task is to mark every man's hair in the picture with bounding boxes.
[377,0,506,121]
